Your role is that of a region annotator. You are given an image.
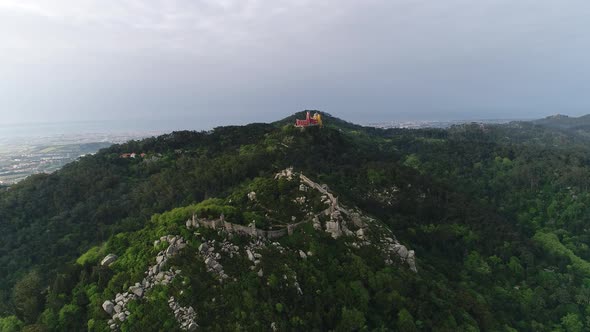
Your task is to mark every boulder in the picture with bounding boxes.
[394,244,409,259]
[198,243,208,252]
[257,269,264,277]
[102,300,115,315]
[129,286,144,297]
[114,304,122,313]
[188,322,198,331]
[248,191,257,201]
[356,228,365,238]
[298,250,307,259]
[101,254,118,266]
[246,249,255,261]
[165,245,177,256]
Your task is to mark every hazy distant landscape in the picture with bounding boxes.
[366,118,529,129]
[0,117,533,185]
[0,122,164,184]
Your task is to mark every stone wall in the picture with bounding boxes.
[189,215,307,239]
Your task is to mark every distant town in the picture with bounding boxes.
[0,132,160,185]
[366,118,525,129]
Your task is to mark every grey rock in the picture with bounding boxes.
[130,286,143,297]
[248,191,257,201]
[394,244,409,259]
[101,254,118,266]
[102,300,115,315]
[166,245,177,256]
[298,250,307,259]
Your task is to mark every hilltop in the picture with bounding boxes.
[532,113,590,130]
[2,112,590,331]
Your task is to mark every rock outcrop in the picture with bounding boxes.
[103,235,196,331]
[169,296,198,331]
[101,254,118,267]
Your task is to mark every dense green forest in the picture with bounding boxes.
[2,112,590,331]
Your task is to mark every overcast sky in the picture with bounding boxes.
[1,0,590,126]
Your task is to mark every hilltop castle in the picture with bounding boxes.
[295,111,323,128]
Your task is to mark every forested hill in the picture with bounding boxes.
[2,112,590,331]
[532,114,590,133]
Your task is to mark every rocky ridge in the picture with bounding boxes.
[101,168,417,330]
[102,235,197,331]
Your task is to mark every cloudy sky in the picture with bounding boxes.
[1,0,589,126]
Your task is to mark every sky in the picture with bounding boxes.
[1,0,590,127]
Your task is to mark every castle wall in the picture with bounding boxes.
[192,217,306,239]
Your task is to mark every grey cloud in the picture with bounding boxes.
[1,0,590,125]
